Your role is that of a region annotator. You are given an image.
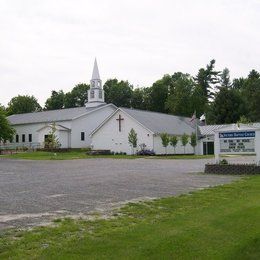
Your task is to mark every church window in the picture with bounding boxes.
[91,81,95,87]
[16,135,19,143]
[22,134,25,142]
[81,132,85,141]
[99,90,102,99]
[29,134,32,142]
[90,90,95,98]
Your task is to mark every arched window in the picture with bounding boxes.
[90,90,95,98]
[91,81,95,88]
[99,90,102,99]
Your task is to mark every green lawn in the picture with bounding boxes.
[0,151,138,160]
[0,176,259,259]
[152,154,214,159]
[0,151,213,160]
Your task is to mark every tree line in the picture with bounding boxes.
[1,59,260,124]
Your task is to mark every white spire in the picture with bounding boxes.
[91,58,100,80]
[86,58,106,108]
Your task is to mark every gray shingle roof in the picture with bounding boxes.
[120,108,195,135]
[198,124,228,136]
[7,105,106,125]
[199,123,260,136]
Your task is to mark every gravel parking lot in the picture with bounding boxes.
[0,157,245,229]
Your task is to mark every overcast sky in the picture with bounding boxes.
[0,0,259,106]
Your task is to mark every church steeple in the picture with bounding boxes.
[91,58,100,80]
[86,58,106,108]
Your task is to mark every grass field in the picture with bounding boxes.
[0,176,259,259]
[0,151,213,160]
[0,151,137,160]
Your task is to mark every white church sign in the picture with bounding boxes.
[219,131,255,154]
[214,125,260,166]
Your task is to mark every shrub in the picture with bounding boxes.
[220,159,228,165]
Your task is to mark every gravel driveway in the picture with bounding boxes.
[0,157,244,230]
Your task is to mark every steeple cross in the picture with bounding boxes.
[116,114,124,132]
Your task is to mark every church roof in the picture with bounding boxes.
[8,104,110,125]
[120,108,195,135]
[199,123,260,136]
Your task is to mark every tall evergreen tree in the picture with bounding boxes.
[220,68,232,88]
[208,88,245,124]
[241,70,260,121]
[195,59,220,102]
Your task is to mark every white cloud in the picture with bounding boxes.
[0,0,259,106]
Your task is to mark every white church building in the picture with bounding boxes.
[6,59,197,154]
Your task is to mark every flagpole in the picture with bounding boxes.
[205,112,208,155]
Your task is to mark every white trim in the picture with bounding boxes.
[72,103,117,121]
[90,108,155,137]
[37,124,71,132]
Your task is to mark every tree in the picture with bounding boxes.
[0,108,15,143]
[169,135,178,154]
[131,87,151,110]
[160,133,169,154]
[0,103,5,112]
[220,68,232,88]
[165,73,194,117]
[128,128,138,154]
[181,133,189,154]
[208,88,245,124]
[149,75,171,113]
[7,95,41,115]
[241,70,260,122]
[195,59,220,102]
[45,90,65,110]
[232,78,246,90]
[64,83,90,108]
[44,123,60,150]
[237,115,251,124]
[190,132,197,154]
[103,79,133,107]
[190,85,207,117]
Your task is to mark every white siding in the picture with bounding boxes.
[8,105,116,149]
[153,135,195,155]
[92,110,154,154]
[70,105,116,148]
[12,121,72,148]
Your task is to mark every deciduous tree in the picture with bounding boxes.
[64,83,89,108]
[7,95,41,115]
[0,108,15,143]
[181,133,189,154]
[45,90,65,110]
[160,133,169,154]
[128,128,138,154]
[169,135,178,154]
[104,79,133,107]
[190,132,197,154]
